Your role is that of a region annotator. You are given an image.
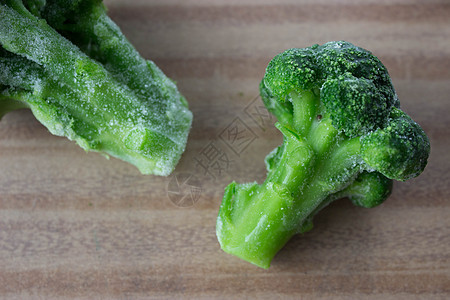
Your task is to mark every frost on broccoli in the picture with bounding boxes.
[0,0,192,176]
[216,41,430,268]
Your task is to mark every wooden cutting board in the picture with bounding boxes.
[1,0,449,298]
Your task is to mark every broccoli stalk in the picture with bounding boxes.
[0,0,192,175]
[216,41,430,268]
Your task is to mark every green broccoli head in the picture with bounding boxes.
[260,41,428,180]
[321,74,392,137]
[341,171,393,209]
[361,107,430,181]
[217,41,430,268]
[261,41,397,108]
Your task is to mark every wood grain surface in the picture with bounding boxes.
[1,0,449,299]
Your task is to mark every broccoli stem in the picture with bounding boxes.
[217,99,363,268]
[0,53,173,173]
[266,123,314,192]
[290,89,319,136]
[217,181,298,269]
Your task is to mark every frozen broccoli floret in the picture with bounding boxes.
[0,0,192,175]
[217,41,430,268]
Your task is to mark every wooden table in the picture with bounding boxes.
[1,0,449,298]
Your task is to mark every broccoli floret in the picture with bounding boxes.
[0,0,192,176]
[216,41,430,268]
